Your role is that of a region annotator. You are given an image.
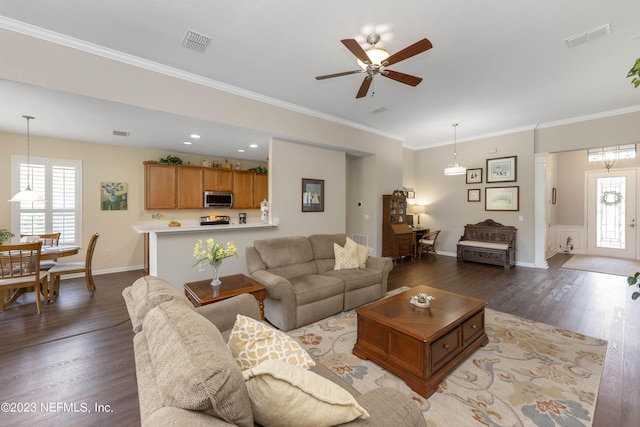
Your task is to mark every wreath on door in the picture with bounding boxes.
[600,190,623,206]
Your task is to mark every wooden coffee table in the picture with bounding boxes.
[184,274,267,319]
[353,285,488,398]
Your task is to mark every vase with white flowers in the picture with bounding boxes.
[193,238,238,286]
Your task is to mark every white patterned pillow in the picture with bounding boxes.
[346,237,373,268]
[333,240,359,270]
[228,314,315,370]
[243,360,369,427]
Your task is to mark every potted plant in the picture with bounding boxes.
[627,58,640,89]
[0,229,14,245]
[627,272,640,300]
[560,236,574,253]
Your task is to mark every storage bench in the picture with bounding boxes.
[457,219,516,268]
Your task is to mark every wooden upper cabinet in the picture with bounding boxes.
[145,162,176,209]
[254,173,268,207]
[144,161,267,210]
[232,170,255,209]
[175,165,203,208]
[203,168,233,192]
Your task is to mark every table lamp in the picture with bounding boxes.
[411,204,426,228]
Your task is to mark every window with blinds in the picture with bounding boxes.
[10,155,82,246]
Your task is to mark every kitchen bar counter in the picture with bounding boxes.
[133,221,278,288]
[133,221,276,234]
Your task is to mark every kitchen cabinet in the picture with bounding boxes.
[144,162,268,210]
[144,162,202,209]
[175,165,203,208]
[145,162,176,209]
[254,173,268,207]
[232,170,255,209]
[203,168,233,191]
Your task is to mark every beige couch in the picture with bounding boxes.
[122,275,425,427]
[245,234,393,331]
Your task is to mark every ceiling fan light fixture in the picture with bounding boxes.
[444,123,466,176]
[357,47,390,69]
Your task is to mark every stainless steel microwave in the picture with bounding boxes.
[204,191,233,208]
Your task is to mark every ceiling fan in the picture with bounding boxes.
[315,33,433,98]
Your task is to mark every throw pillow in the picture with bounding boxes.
[243,360,370,427]
[346,236,373,268]
[333,240,359,270]
[228,314,315,370]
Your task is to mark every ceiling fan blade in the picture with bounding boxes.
[315,70,363,80]
[382,69,423,86]
[341,39,371,65]
[356,76,373,98]
[384,38,433,66]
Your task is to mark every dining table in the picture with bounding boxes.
[1,244,81,309]
[41,245,81,260]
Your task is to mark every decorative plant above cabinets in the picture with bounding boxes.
[628,58,640,89]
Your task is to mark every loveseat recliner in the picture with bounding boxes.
[245,234,393,331]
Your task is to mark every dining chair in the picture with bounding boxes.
[0,241,46,314]
[418,230,441,259]
[20,233,61,270]
[47,232,99,302]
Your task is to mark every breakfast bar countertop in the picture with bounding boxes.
[133,222,277,234]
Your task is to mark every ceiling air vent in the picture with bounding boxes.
[565,23,611,48]
[368,106,388,114]
[112,130,130,137]
[182,29,212,53]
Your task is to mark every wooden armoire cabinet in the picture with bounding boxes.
[382,194,414,260]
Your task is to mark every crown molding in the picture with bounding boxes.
[0,17,404,143]
[536,104,640,129]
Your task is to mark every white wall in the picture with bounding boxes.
[269,138,346,236]
[411,130,536,265]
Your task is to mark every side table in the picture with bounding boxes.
[184,274,267,319]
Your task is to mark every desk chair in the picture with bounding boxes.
[418,230,441,259]
[20,233,61,270]
[0,241,46,314]
[47,233,99,302]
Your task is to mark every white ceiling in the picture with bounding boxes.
[1,0,639,162]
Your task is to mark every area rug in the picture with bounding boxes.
[561,254,640,277]
[288,303,607,426]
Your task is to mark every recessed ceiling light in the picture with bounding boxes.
[183,141,192,145]
[238,149,245,153]
[250,144,258,148]
[190,134,200,139]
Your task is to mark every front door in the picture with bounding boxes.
[586,169,637,259]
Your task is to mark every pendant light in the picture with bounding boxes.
[444,123,466,176]
[8,115,45,202]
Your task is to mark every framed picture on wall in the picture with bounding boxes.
[486,156,517,183]
[485,186,519,211]
[466,168,482,184]
[302,178,324,212]
[467,189,481,202]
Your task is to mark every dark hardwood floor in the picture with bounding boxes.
[1,255,637,426]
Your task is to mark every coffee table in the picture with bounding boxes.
[353,285,488,398]
[184,274,267,319]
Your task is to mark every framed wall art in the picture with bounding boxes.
[486,156,517,183]
[467,189,481,202]
[466,168,483,184]
[101,182,128,211]
[485,186,519,211]
[302,178,324,212]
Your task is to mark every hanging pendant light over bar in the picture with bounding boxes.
[444,123,466,176]
[8,115,45,202]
